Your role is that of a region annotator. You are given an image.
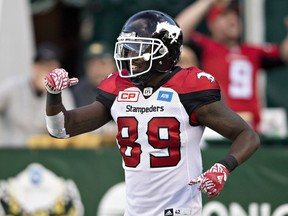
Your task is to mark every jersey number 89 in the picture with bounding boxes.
[117,117,181,168]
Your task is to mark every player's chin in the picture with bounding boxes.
[131,64,148,73]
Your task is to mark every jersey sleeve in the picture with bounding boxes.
[188,31,220,63]
[96,71,132,110]
[258,43,285,69]
[95,88,116,111]
[96,72,119,110]
[173,67,221,125]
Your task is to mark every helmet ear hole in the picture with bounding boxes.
[159,47,167,55]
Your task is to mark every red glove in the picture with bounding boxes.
[45,68,79,94]
[189,163,229,198]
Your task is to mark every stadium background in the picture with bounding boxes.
[0,0,288,215]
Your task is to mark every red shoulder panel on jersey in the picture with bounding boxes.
[97,71,133,95]
[164,66,220,93]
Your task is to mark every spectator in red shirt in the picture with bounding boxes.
[176,0,288,132]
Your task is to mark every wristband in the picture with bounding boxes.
[218,155,238,172]
[46,92,62,105]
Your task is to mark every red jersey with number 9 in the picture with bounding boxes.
[190,31,282,131]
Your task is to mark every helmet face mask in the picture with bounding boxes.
[115,36,168,78]
[114,10,183,84]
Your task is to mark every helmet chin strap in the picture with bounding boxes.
[130,69,169,87]
[130,71,153,86]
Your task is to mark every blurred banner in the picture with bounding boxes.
[201,145,288,216]
[0,146,287,216]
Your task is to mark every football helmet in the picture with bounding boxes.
[114,10,183,84]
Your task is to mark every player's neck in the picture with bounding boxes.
[145,72,169,86]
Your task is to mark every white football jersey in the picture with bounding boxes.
[96,67,221,216]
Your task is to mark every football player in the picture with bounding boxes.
[44,10,260,216]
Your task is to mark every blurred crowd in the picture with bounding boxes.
[0,0,288,148]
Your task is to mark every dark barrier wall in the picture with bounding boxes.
[80,0,194,47]
[0,146,287,216]
[265,0,288,123]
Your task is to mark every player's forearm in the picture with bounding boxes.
[175,0,216,42]
[280,35,288,63]
[280,17,288,63]
[46,92,67,116]
[228,128,260,166]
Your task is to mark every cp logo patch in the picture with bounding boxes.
[117,91,140,102]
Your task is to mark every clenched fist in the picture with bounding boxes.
[45,68,78,94]
[189,163,229,198]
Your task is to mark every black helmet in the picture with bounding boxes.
[114,10,183,84]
